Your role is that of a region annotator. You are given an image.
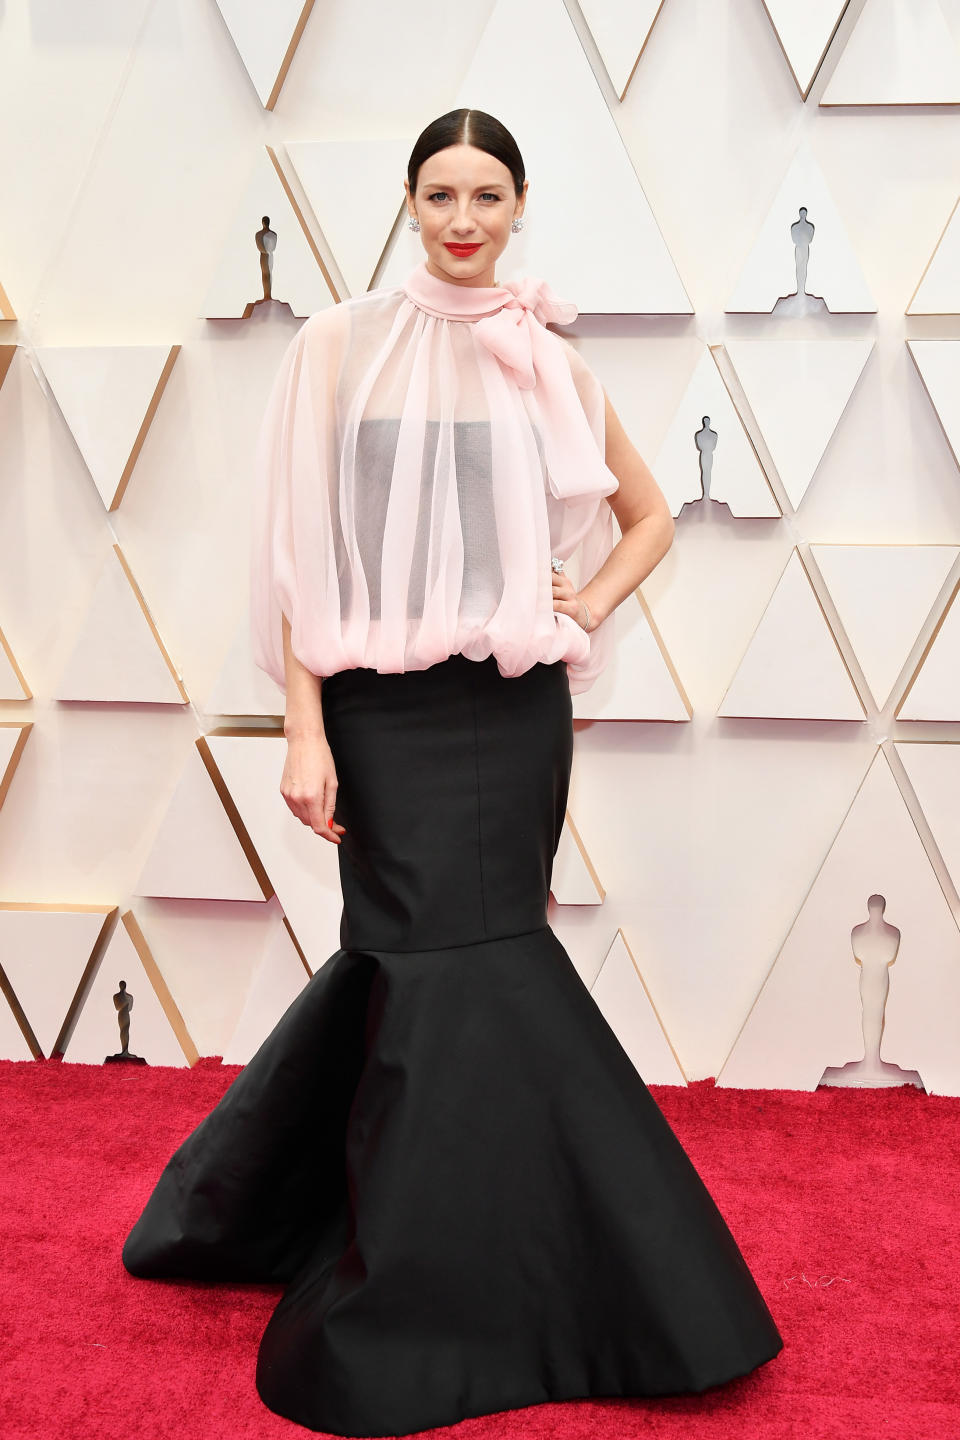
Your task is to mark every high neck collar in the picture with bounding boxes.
[396,262,612,508]
[403,263,515,321]
[402,262,578,328]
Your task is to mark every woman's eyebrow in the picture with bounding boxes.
[421,180,507,191]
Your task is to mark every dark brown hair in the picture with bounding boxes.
[407,109,525,199]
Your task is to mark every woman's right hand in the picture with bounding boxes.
[280,733,346,844]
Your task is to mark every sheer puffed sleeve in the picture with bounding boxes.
[249,306,348,693]
[551,340,618,696]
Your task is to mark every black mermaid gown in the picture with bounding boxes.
[123,652,783,1436]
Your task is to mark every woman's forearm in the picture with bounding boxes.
[281,613,326,738]
[575,387,676,630]
[579,511,675,629]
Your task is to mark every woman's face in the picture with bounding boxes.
[404,143,527,288]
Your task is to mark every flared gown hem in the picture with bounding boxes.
[124,925,783,1438]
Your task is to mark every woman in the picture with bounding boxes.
[123,109,783,1436]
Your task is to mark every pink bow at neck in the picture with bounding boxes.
[473,276,578,390]
[402,264,618,505]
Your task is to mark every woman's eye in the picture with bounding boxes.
[427,191,449,202]
[479,193,500,202]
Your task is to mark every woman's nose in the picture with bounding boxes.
[449,208,476,235]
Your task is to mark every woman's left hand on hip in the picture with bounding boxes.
[551,563,592,632]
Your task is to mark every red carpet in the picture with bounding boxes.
[2,1057,957,1440]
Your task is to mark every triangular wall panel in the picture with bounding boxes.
[590,929,687,1085]
[213,0,316,110]
[572,590,691,722]
[202,147,337,319]
[577,0,665,101]
[0,629,31,700]
[896,742,960,898]
[286,140,410,298]
[811,544,958,709]
[718,749,960,1094]
[0,722,32,812]
[205,733,344,971]
[727,143,876,313]
[34,345,180,511]
[378,0,692,314]
[204,609,285,719]
[0,987,34,1061]
[653,347,780,517]
[0,344,16,390]
[821,0,960,106]
[0,280,15,321]
[718,549,865,720]
[53,546,188,704]
[908,203,960,314]
[897,577,960,719]
[135,741,270,902]
[551,811,605,905]
[907,340,960,467]
[760,0,851,99]
[0,905,112,1057]
[725,338,874,510]
[63,912,199,1067]
[222,923,312,1065]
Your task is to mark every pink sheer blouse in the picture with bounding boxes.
[249,262,620,695]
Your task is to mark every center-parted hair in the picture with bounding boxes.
[407,109,526,199]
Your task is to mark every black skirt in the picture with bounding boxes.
[122,652,783,1437]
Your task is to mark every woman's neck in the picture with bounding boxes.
[423,257,499,290]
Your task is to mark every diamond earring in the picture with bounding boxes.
[408,214,420,233]
[511,216,524,233]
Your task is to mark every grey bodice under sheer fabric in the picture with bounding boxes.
[337,418,552,622]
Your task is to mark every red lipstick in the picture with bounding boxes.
[444,243,483,257]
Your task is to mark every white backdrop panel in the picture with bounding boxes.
[213,0,314,109]
[0,908,106,1057]
[286,139,410,298]
[811,544,958,709]
[909,201,960,314]
[134,744,266,902]
[907,340,960,470]
[897,741,960,896]
[34,345,179,511]
[577,0,663,100]
[653,347,780,518]
[821,0,960,106]
[718,750,960,1093]
[202,148,335,319]
[727,144,876,313]
[724,339,874,511]
[897,584,960,720]
[205,735,343,972]
[718,550,864,720]
[590,929,687,1086]
[222,924,312,1065]
[760,0,850,98]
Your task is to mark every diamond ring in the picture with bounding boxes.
[551,556,564,574]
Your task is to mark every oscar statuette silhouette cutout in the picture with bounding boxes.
[677,416,732,518]
[105,980,147,1065]
[695,415,717,504]
[772,206,827,315]
[819,895,923,1089]
[242,216,280,318]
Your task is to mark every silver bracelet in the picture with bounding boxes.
[580,599,591,632]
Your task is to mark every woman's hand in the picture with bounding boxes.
[280,733,346,844]
[551,565,594,633]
